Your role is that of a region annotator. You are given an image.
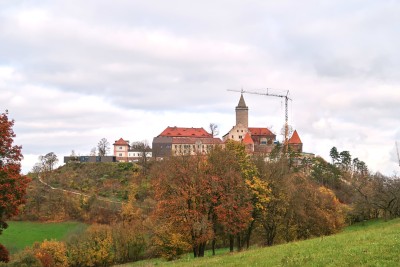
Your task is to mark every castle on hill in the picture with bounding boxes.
[112,94,303,161]
[222,94,303,154]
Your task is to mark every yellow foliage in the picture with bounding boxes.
[152,222,191,260]
[34,239,68,267]
[68,224,114,267]
[245,176,271,213]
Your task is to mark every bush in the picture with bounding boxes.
[33,240,68,267]
[6,248,42,267]
[112,222,147,264]
[0,244,9,263]
[67,224,114,267]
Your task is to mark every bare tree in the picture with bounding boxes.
[90,147,97,156]
[131,140,151,173]
[97,138,110,156]
[209,123,219,137]
[39,152,59,171]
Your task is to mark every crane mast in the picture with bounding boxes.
[228,88,291,151]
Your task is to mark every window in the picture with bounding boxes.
[119,153,122,157]
[232,135,234,138]
[241,130,243,132]
[239,135,242,139]
[119,146,122,150]
[237,130,239,132]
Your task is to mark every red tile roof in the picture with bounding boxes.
[159,127,212,138]
[242,133,254,145]
[113,138,129,146]
[248,127,275,136]
[288,130,302,144]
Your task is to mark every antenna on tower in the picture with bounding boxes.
[396,141,400,166]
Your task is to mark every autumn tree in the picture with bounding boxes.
[97,138,110,156]
[206,145,254,253]
[34,239,68,267]
[223,141,270,250]
[68,224,114,266]
[150,155,212,258]
[0,111,30,247]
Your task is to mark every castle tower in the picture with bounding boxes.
[236,94,249,128]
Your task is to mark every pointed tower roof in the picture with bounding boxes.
[236,94,247,108]
[113,138,129,146]
[242,132,254,145]
[288,130,302,144]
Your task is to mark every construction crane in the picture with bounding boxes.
[228,88,291,150]
[396,141,400,166]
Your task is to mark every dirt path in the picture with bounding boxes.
[38,176,124,205]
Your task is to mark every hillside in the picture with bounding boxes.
[46,162,140,201]
[18,162,142,222]
[117,219,400,267]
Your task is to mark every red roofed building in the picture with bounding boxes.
[288,130,303,153]
[152,127,222,158]
[242,132,254,153]
[158,126,212,138]
[113,138,130,161]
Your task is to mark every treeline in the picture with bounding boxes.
[146,142,344,259]
[6,142,400,266]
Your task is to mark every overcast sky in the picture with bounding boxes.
[1,0,400,175]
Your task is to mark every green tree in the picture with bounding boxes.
[329,147,339,164]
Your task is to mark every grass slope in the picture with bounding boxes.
[0,221,87,254]
[118,219,400,267]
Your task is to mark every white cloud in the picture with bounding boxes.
[1,0,400,175]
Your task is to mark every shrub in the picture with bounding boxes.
[6,248,42,267]
[68,224,114,267]
[34,240,68,267]
[0,244,9,263]
[112,222,147,264]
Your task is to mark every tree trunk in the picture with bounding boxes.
[212,238,216,256]
[237,234,242,251]
[245,219,255,249]
[229,235,234,252]
[193,245,199,258]
[199,242,206,257]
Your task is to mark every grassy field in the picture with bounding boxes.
[0,221,87,254]
[117,219,400,267]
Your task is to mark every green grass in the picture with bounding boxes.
[117,219,400,267]
[0,221,87,254]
